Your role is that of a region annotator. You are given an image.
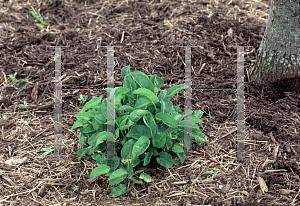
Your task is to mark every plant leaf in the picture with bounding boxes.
[135,97,152,109]
[177,152,185,163]
[74,112,91,121]
[140,173,151,182]
[193,110,204,119]
[94,131,113,148]
[77,148,87,161]
[127,125,152,139]
[155,113,178,128]
[130,71,154,92]
[119,105,135,112]
[128,177,143,184]
[167,84,189,100]
[71,119,86,130]
[156,151,173,168]
[18,81,26,88]
[160,98,173,114]
[143,151,152,166]
[29,11,38,19]
[81,96,103,112]
[124,74,136,94]
[79,133,85,148]
[35,23,44,28]
[192,118,204,123]
[132,88,159,104]
[121,139,136,159]
[132,136,150,158]
[128,109,150,122]
[143,114,158,136]
[172,143,184,153]
[121,65,131,79]
[108,169,128,185]
[90,164,111,180]
[152,131,166,148]
[111,184,128,197]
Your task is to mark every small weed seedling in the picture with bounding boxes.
[203,170,220,175]
[29,8,49,28]
[18,101,31,118]
[8,72,27,95]
[9,72,17,82]
[18,101,29,110]
[78,94,88,104]
[76,28,82,34]
[183,185,190,192]
[72,65,209,197]
[33,148,54,157]
[70,101,79,112]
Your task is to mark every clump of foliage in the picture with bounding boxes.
[29,8,49,28]
[72,65,209,197]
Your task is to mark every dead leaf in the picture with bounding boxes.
[279,189,296,195]
[4,157,27,166]
[257,176,268,193]
[38,184,47,197]
[227,28,233,37]
[31,82,38,102]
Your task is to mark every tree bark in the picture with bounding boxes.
[249,0,300,84]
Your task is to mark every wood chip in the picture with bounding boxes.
[257,176,268,193]
[278,189,296,195]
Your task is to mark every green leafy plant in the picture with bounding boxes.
[203,169,220,175]
[70,185,78,191]
[33,148,54,157]
[71,65,209,197]
[18,101,29,110]
[70,101,79,112]
[8,72,27,95]
[29,8,49,28]
[76,28,82,34]
[9,72,17,82]
[183,185,190,192]
[78,94,88,104]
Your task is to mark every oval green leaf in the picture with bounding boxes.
[132,88,159,104]
[81,96,103,112]
[121,65,131,79]
[74,112,91,121]
[130,71,154,92]
[132,136,150,158]
[71,119,86,130]
[121,139,136,159]
[155,113,178,128]
[156,151,173,168]
[167,84,189,100]
[128,109,150,122]
[111,184,128,197]
[108,169,128,186]
[90,164,111,180]
[143,151,153,166]
[152,131,166,148]
[172,143,184,153]
[140,173,151,182]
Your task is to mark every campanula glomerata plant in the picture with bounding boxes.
[72,65,209,197]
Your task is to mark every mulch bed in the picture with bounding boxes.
[0,0,299,205]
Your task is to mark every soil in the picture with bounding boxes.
[0,0,300,205]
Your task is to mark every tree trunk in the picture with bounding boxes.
[249,0,300,84]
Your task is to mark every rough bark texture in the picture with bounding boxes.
[249,0,300,84]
